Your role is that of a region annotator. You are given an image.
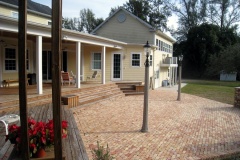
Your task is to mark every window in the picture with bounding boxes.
[5,48,17,71]
[161,41,163,51]
[131,53,141,67]
[92,52,101,70]
[11,11,18,19]
[149,55,153,66]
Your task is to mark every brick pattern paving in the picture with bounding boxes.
[72,90,240,160]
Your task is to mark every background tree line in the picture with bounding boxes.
[63,0,240,80]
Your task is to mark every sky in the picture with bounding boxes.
[33,0,178,30]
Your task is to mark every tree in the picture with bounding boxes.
[80,9,96,33]
[208,0,240,31]
[207,43,240,79]
[62,9,104,33]
[183,23,221,77]
[62,17,79,31]
[166,0,208,41]
[123,0,150,22]
[121,0,171,31]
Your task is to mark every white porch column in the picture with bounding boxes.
[36,36,42,94]
[102,46,106,84]
[175,67,178,85]
[173,67,176,85]
[76,41,81,88]
[169,67,172,87]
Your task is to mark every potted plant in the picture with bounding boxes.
[6,117,68,158]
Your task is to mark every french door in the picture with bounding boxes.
[112,53,122,81]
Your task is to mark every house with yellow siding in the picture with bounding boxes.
[0,0,52,25]
[92,8,178,88]
[0,1,177,94]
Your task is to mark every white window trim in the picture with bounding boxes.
[11,11,18,19]
[91,52,102,70]
[131,52,141,67]
[149,55,153,66]
[3,47,18,72]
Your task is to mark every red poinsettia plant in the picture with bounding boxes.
[6,117,68,157]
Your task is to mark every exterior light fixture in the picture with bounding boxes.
[141,41,150,132]
[177,54,184,101]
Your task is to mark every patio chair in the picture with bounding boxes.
[0,114,20,135]
[86,71,100,81]
[61,72,75,85]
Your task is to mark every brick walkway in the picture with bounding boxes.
[72,89,240,160]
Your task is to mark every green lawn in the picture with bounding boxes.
[181,80,240,105]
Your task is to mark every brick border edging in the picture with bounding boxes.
[234,87,240,107]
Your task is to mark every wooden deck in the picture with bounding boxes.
[0,103,88,160]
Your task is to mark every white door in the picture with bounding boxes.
[112,53,122,81]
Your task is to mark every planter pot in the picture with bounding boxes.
[36,148,46,158]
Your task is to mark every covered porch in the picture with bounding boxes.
[0,15,127,94]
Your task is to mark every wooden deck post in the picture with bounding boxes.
[52,0,63,159]
[18,0,30,159]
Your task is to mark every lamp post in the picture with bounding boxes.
[141,41,150,132]
[177,54,183,101]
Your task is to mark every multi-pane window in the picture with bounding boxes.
[92,52,101,70]
[5,48,17,71]
[131,53,140,67]
[156,38,173,53]
[149,55,153,66]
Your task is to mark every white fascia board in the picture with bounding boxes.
[0,16,126,49]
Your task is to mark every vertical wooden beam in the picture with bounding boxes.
[18,0,30,159]
[52,0,63,159]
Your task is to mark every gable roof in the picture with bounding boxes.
[0,0,51,17]
[91,7,175,43]
[91,7,155,34]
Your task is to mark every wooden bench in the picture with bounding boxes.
[2,79,29,87]
[61,95,79,108]
[135,84,144,92]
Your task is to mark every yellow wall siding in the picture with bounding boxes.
[0,6,50,25]
[121,46,145,81]
[28,14,50,25]
[0,6,12,17]
[1,38,34,80]
[95,11,154,44]
[82,45,103,81]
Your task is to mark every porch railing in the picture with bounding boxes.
[162,57,178,65]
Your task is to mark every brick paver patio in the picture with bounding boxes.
[72,89,240,160]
